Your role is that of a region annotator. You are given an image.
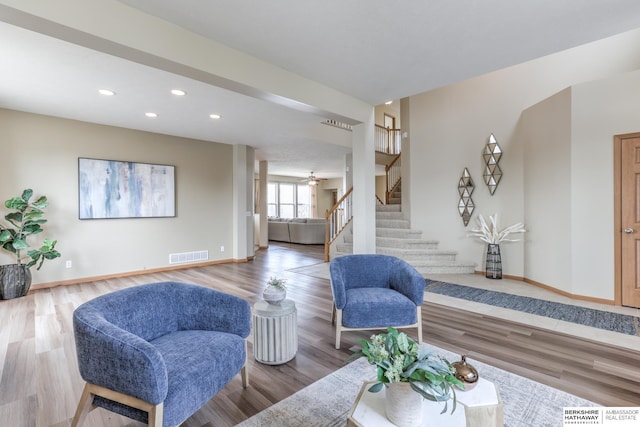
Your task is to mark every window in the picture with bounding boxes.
[267,183,278,217]
[297,185,310,218]
[267,182,311,218]
[279,183,295,217]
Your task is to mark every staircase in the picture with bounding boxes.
[333,204,476,275]
[388,182,402,205]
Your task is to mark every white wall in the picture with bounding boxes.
[570,69,640,299]
[521,89,573,293]
[0,109,235,286]
[408,28,640,299]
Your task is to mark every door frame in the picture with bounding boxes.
[613,132,640,306]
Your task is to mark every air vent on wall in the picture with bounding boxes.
[322,119,352,131]
[169,250,209,265]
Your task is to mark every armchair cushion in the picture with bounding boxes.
[342,287,417,328]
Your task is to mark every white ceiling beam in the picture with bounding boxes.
[0,0,372,125]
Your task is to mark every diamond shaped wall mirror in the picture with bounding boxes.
[458,167,475,226]
[483,133,502,195]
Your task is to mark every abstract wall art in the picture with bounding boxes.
[78,158,175,219]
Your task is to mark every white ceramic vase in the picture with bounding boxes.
[385,382,424,427]
[262,286,286,305]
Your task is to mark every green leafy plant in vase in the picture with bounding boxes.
[0,189,61,299]
[348,327,462,427]
[262,276,287,305]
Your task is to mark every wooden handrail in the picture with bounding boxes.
[324,187,353,261]
[375,125,402,155]
[385,154,401,204]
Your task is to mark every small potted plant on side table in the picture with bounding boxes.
[262,276,287,305]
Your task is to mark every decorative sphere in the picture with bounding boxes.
[451,355,479,391]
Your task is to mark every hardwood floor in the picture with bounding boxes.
[1,242,639,427]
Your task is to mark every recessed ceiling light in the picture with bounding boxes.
[385,100,393,105]
[145,112,158,118]
[98,89,115,96]
[171,89,187,96]
[209,114,221,119]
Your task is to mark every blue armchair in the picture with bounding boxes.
[71,282,251,427]
[330,254,425,349]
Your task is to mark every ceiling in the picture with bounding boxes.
[2,1,640,178]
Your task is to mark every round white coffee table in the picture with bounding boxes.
[252,299,298,365]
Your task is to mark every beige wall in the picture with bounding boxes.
[318,178,344,217]
[521,89,573,293]
[570,68,640,298]
[375,103,401,128]
[408,28,640,300]
[0,109,235,286]
[375,175,386,203]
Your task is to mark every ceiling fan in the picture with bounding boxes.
[302,172,327,186]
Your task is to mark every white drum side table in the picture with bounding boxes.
[252,299,298,365]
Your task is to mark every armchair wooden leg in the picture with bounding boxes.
[71,383,95,427]
[331,303,336,325]
[241,365,249,388]
[72,382,162,427]
[242,340,249,387]
[148,403,163,427]
[416,306,423,344]
[334,309,343,349]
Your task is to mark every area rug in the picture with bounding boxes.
[236,342,596,427]
[426,280,640,336]
[287,262,331,280]
[287,262,640,336]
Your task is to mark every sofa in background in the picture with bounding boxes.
[268,217,326,244]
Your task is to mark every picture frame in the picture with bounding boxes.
[78,157,176,219]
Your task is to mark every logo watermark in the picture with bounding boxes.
[564,407,640,426]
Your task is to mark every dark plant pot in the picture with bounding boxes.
[0,264,32,299]
[485,244,502,279]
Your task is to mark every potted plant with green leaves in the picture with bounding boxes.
[348,327,462,427]
[262,276,287,305]
[0,189,61,299]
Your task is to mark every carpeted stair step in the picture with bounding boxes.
[375,211,405,220]
[376,219,411,229]
[334,247,474,274]
[376,247,458,262]
[413,261,477,275]
[376,237,439,250]
[376,228,423,239]
[343,235,437,249]
[376,205,401,213]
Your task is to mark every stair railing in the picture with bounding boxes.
[375,125,402,154]
[385,154,401,204]
[325,187,353,261]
